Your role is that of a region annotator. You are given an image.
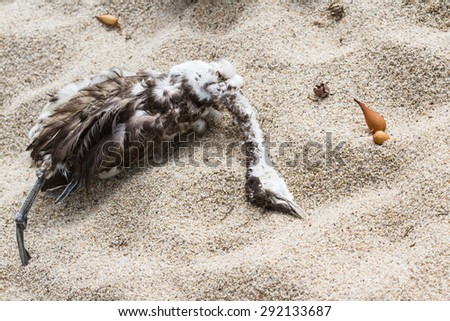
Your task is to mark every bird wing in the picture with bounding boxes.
[28,76,152,198]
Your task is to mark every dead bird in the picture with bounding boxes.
[16,59,306,266]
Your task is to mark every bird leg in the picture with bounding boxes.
[16,169,46,266]
[220,92,307,219]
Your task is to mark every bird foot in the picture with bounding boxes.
[16,217,31,266]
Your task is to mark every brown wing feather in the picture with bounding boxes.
[28,76,148,195]
[28,70,212,200]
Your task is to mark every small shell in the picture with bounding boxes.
[354,98,386,133]
[373,131,390,145]
[96,14,119,27]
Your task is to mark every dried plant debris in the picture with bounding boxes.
[96,14,122,31]
[327,1,346,22]
[373,131,390,145]
[353,99,387,134]
[313,83,331,98]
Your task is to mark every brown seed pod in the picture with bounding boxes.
[96,14,122,31]
[327,1,345,22]
[354,98,386,133]
[373,131,390,145]
[314,83,330,98]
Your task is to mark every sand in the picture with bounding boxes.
[0,0,449,300]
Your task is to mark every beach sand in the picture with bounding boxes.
[1,0,449,300]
